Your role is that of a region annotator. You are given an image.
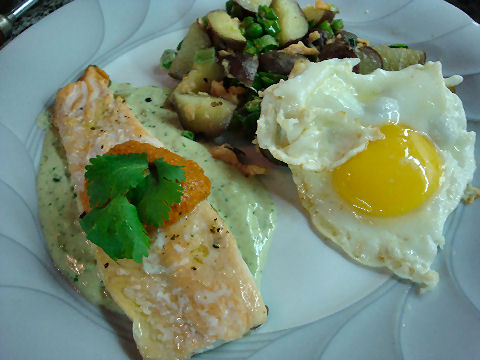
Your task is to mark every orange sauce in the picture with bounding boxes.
[81,140,211,226]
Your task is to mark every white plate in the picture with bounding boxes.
[0,0,479,359]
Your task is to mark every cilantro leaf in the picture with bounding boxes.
[136,159,185,227]
[80,196,150,263]
[85,153,149,207]
[136,176,184,227]
[154,158,186,182]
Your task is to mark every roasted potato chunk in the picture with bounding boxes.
[234,0,272,13]
[317,37,357,62]
[355,46,383,74]
[308,29,333,50]
[302,6,336,25]
[207,10,247,51]
[171,93,236,138]
[259,50,305,75]
[222,52,259,87]
[168,22,211,80]
[175,60,225,94]
[372,44,426,71]
[271,0,308,46]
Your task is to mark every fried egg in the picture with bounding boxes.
[257,58,476,288]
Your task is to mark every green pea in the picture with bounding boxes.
[242,16,255,27]
[246,23,264,39]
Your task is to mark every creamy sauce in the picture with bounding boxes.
[37,83,275,310]
[37,127,121,311]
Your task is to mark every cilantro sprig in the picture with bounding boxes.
[79,153,185,263]
[80,196,151,263]
[85,153,148,208]
[134,159,185,227]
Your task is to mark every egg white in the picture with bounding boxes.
[257,59,476,288]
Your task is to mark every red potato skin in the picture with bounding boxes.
[223,53,259,87]
[259,51,305,75]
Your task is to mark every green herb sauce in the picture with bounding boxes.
[37,83,276,310]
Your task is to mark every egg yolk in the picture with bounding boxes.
[332,124,442,217]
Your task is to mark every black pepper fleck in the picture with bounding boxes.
[79,211,87,219]
[104,263,109,268]
[213,244,220,249]
[145,97,152,102]
[191,266,197,271]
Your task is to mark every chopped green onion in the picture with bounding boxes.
[226,0,243,18]
[201,16,208,26]
[176,40,183,51]
[160,49,176,69]
[331,19,344,32]
[240,110,261,138]
[245,39,258,55]
[345,35,357,47]
[259,73,284,87]
[255,6,281,40]
[258,72,286,81]
[244,97,261,112]
[245,23,264,39]
[181,130,195,141]
[257,5,278,20]
[226,0,234,12]
[254,71,286,89]
[194,47,216,64]
[254,34,278,53]
[389,44,409,48]
[258,19,281,37]
[259,75,275,87]
[318,20,334,36]
[252,74,263,90]
[224,77,242,88]
[308,20,316,31]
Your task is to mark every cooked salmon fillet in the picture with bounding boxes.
[52,66,267,359]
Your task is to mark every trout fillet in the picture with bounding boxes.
[52,66,267,360]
